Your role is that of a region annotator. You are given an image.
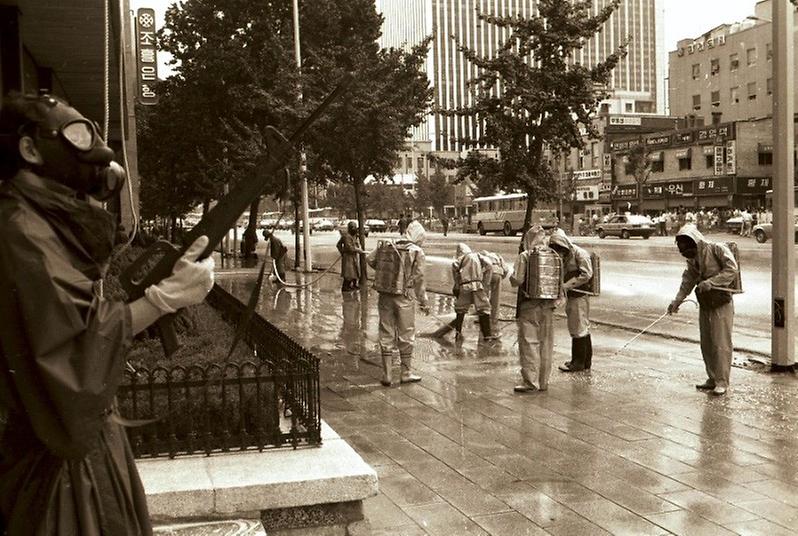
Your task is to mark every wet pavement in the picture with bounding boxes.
[217,266,798,536]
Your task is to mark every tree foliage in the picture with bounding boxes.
[443,0,627,230]
[414,170,454,217]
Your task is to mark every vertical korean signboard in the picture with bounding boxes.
[726,140,736,175]
[136,8,158,105]
[714,146,725,176]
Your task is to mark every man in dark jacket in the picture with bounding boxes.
[263,229,288,283]
[336,221,364,290]
[0,93,214,534]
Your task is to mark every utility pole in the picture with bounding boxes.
[293,0,312,272]
[771,0,795,371]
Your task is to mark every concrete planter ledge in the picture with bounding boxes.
[139,421,378,529]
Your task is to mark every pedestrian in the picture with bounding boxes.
[741,208,753,237]
[0,93,215,534]
[263,229,287,283]
[667,225,738,396]
[366,220,429,386]
[336,221,364,291]
[441,215,449,236]
[549,229,594,372]
[509,225,557,393]
[478,250,509,333]
[397,213,408,235]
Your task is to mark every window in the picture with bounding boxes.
[651,160,664,173]
[635,101,655,113]
[406,156,413,170]
[706,155,714,169]
[692,94,701,110]
[730,86,739,104]
[417,157,424,172]
[710,58,720,75]
[767,42,773,61]
[748,81,757,100]
[711,90,720,106]
[759,152,773,166]
[679,157,692,171]
[729,53,739,71]
[767,78,773,95]
[625,102,633,112]
[747,47,757,66]
[600,103,610,113]
[692,63,701,79]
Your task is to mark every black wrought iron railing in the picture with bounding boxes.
[118,285,321,459]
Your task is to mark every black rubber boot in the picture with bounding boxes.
[584,334,593,370]
[559,337,586,372]
[453,313,465,335]
[478,313,496,340]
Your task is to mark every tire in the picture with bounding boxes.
[621,229,630,240]
[478,222,486,236]
[642,233,650,239]
[598,229,606,239]
[755,230,767,243]
[503,221,514,237]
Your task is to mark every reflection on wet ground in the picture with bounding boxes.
[218,268,798,536]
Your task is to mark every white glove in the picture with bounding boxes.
[144,236,215,314]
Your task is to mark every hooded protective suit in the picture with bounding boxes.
[478,250,508,331]
[509,226,555,391]
[448,243,494,340]
[549,229,594,371]
[367,221,428,385]
[670,225,738,390]
[337,221,361,290]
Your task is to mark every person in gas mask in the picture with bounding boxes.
[336,221,364,291]
[509,225,556,392]
[263,229,287,283]
[367,220,429,386]
[548,229,594,372]
[668,224,738,396]
[0,93,215,535]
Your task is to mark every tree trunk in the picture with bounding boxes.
[241,197,260,258]
[353,178,368,283]
[293,200,301,269]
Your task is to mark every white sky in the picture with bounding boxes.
[131,0,761,77]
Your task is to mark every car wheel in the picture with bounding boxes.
[621,230,630,240]
[503,221,514,237]
[478,222,486,236]
[642,233,650,239]
[598,229,606,239]
[755,230,767,243]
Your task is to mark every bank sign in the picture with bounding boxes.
[136,8,158,105]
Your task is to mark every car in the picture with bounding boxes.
[752,220,798,243]
[365,219,387,232]
[312,218,335,232]
[595,214,654,239]
[725,216,743,234]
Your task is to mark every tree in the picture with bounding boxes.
[442,0,627,232]
[626,142,652,213]
[414,170,454,218]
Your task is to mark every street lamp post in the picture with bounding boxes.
[292,0,312,272]
[771,0,795,370]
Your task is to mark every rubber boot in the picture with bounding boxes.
[478,313,497,340]
[559,337,586,372]
[380,352,393,386]
[427,321,455,339]
[584,334,593,370]
[400,353,421,383]
[453,313,465,340]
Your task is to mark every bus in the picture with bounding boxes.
[472,193,558,236]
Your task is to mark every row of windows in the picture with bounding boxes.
[692,80,773,109]
[625,150,774,175]
[691,44,772,79]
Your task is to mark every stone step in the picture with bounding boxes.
[154,519,266,535]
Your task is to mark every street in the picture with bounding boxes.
[250,228,789,357]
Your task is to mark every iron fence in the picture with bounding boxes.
[118,285,321,459]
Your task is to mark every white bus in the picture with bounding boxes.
[472,193,558,236]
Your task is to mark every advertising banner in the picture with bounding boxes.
[136,8,158,105]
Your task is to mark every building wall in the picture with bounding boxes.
[668,0,798,124]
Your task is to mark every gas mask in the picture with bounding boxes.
[24,96,125,201]
[676,237,697,259]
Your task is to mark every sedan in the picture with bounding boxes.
[595,214,654,239]
[312,219,335,232]
[752,221,798,243]
[366,219,387,232]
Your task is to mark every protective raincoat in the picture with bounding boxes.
[0,171,151,535]
[509,226,555,390]
[336,222,361,290]
[367,221,428,383]
[673,225,738,388]
[452,243,491,315]
[478,250,508,331]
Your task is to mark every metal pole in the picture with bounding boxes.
[771,0,795,370]
[293,0,312,272]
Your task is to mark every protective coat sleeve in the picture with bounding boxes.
[510,253,527,288]
[563,248,593,290]
[0,208,131,460]
[674,259,700,303]
[705,242,738,288]
[412,249,428,307]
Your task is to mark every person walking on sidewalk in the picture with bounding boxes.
[336,221,364,291]
[509,225,556,393]
[263,229,287,283]
[367,220,429,386]
[667,225,738,396]
[549,229,594,372]
[478,250,509,333]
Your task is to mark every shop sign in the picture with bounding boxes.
[609,115,642,126]
[702,145,716,156]
[696,176,734,195]
[758,143,773,153]
[603,154,612,170]
[572,169,602,181]
[609,138,641,152]
[646,135,670,147]
[673,131,694,144]
[643,180,692,198]
[726,140,736,175]
[737,176,771,194]
[612,184,638,200]
[697,124,734,144]
[575,185,599,201]
[675,148,691,159]
[136,8,158,105]
[677,34,726,56]
[714,146,725,176]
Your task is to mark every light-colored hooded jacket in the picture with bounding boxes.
[366,220,428,305]
[478,250,507,279]
[674,225,738,303]
[452,243,491,292]
[510,225,548,289]
[549,229,592,293]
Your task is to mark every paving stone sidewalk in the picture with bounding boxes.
[220,272,798,536]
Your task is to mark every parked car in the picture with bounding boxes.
[595,214,654,239]
[312,218,335,232]
[725,216,743,234]
[752,220,798,243]
[365,219,387,232]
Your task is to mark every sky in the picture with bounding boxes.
[131,0,761,78]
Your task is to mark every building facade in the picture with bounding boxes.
[668,0,798,125]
